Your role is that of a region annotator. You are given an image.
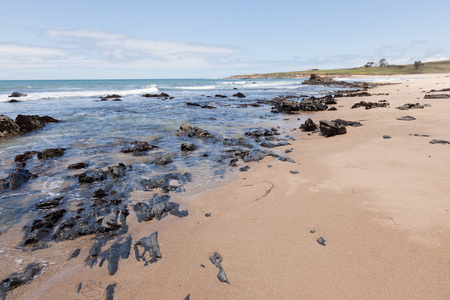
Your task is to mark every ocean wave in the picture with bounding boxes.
[174,85,216,90]
[0,85,159,103]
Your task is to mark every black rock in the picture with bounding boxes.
[98,235,132,275]
[215,94,228,98]
[319,120,347,137]
[134,232,162,266]
[78,169,108,183]
[395,103,430,110]
[8,99,20,103]
[233,92,246,98]
[209,252,230,284]
[242,149,279,162]
[69,248,81,260]
[383,135,392,139]
[396,116,416,121]
[150,154,174,166]
[0,262,42,298]
[331,119,363,127]
[0,115,22,138]
[20,209,67,247]
[36,196,63,209]
[133,194,188,223]
[181,143,197,151]
[205,213,211,217]
[429,139,450,145]
[68,162,89,169]
[9,92,27,97]
[290,171,299,174]
[108,163,126,178]
[300,118,318,131]
[424,94,450,99]
[178,123,214,138]
[1,169,36,191]
[142,92,170,98]
[106,283,117,300]
[239,166,250,172]
[317,237,326,246]
[351,101,389,109]
[121,141,157,153]
[37,148,66,159]
[140,172,192,191]
[15,114,46,133]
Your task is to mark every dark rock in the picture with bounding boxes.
[424,94,450,99]
[239,166,250,172]
[205,213,211,217]
[134,232,162,266]
[15,151,37,163]
[181,143,197,151]
[396,116,416,121]
[215,94,228,98]
[395,103,431,110]
[302,74,366,88]
[93,189,108,199]
[78,169,108,183]
[186,102,201,107]
[9,92,27,97]
[68,162,89,169]
[335,91,371,97]
[278,156,295,163]
[0,262,42,298]
[272,99,301,113]
[77,282,82,293]
[106,283,117,300]
[102,94,121,99]
[244,128,279,138]
[39,116,60,123]
[20,209,66,247]
[300,118,318,131]
[0,115,22,138]
[319,120,347,137]
[36,196,63,209]
[133,194,188,223]
[37,148,66,159]
[178,123,213,138]
[15,114,46,133]
[328,107,337,111]
[209,252,229,284]
[121,141,157,153]
[299,97,328,111]
[310,229,315,233]
[260,141,290,148]
[351,101,389,109]
[184,294,191,300]
[429,139,450,145]
[150,154,173,166]
[317,237,326,246]
[85,240,107,268]
[233,92,246,98]
[1,169,35,191]
[108,163,126,178]
[69,248,81,260]
[142,92,170,98]
[8,99,20,103]
[290,171,299,174]
[140,172,192,191]
[383,135,392,139]
[242,149,279,162]
[331,119,363,127]
[98,235,132,275]
[410,134,430,137]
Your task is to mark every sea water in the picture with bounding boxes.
[0,78,342,232]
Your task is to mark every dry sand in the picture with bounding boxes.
[6,74,450,299]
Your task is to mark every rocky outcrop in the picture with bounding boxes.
[142,92,170,99]
[0,262,43,299]
[319,120,347,137]
[0,115,60,138]
[302,74,363,88]
[300,118,318,131]
[9,92,27,97]
[351,100,389,109]
[0,169,36,191]
[133,194,188,223]
[424,94,450,99]
[233,92,246,98]
[395,103,431,110]
[37,148,66,159]
[178,123,214,138]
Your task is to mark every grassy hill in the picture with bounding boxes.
[228,60,450,79]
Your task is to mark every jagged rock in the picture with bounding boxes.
[272,99,302,113]
[178,123,213,138]
[299,97,328,111]
[395,103,431,110]
[0,115,22,138]
[209,252,230,284]
[351,101,389,109]
[78,169,108,183]
[150,154,173,165]
[134,232,162,266]
[68,162,89,169]
[140,172,192,192]
[20,209,67,247]
[98,235,132,275]
[222,138,253,148]
[133,194,188,222]
[121,141,157,153]
[317,237,326,246]
[108,163,126,178]
[233,92,246,98]
[15,115,45,133]
[424,94,450,99]
[244,128,279,138]
[0,262,42,298]
[239,166,250,172]
[181,143,197,151]
[36,196,63,209]
[335,91,371,97]
[300,118,318,131]
[242,149,279,162]
[93,189,108,199]
[69,249,81,260]
[37,148,66,159]
[9,92,27,97]
[319,120,347,137]
[39,116,60,123]
[106,283,117,300]
[302,74,363,88]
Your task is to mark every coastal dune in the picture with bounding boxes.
[10,74,450,299]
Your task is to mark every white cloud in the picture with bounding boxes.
[45,29,242,62]
[0,44,66,57]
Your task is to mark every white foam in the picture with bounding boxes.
[175,85,216,90]
[0,85,159,103]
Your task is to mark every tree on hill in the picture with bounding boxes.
[364,62,375,68]
[414,61,424,71]
[378,58,388,67]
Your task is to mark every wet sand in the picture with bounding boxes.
[7,74,450,299]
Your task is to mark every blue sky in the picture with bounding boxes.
[0,0,449,79]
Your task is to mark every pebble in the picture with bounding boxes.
[310,229,315,233]
[317,237,326,246]
[383,135,392,139]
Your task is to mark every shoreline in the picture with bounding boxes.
[5,74,450,299]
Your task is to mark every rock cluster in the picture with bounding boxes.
[0,115,59,138]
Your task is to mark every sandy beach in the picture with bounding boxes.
[5,74,450,300]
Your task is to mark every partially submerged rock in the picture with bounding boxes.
[9,92,27,97]
[1,169,36,191]
[36,196,63,210]
[68,162,89,169]
[0,114,59,138]
[78,169,108,183]
[37,148,66,159]
[140,172,192,192]
[319,120,347,137]
[121,141,157,154]
[178,123,214,138]
[134,232,162,266]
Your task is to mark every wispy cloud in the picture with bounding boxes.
[0,44,66,58]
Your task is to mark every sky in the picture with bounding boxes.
[0,0,449,79]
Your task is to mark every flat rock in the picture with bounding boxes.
[396,116,416,121]
[429,139,450,145]
[319,120,347,137]
[134,232,162,266]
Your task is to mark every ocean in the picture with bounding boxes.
[0,78,342,233]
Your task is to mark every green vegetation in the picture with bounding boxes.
[229,60,450,79]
